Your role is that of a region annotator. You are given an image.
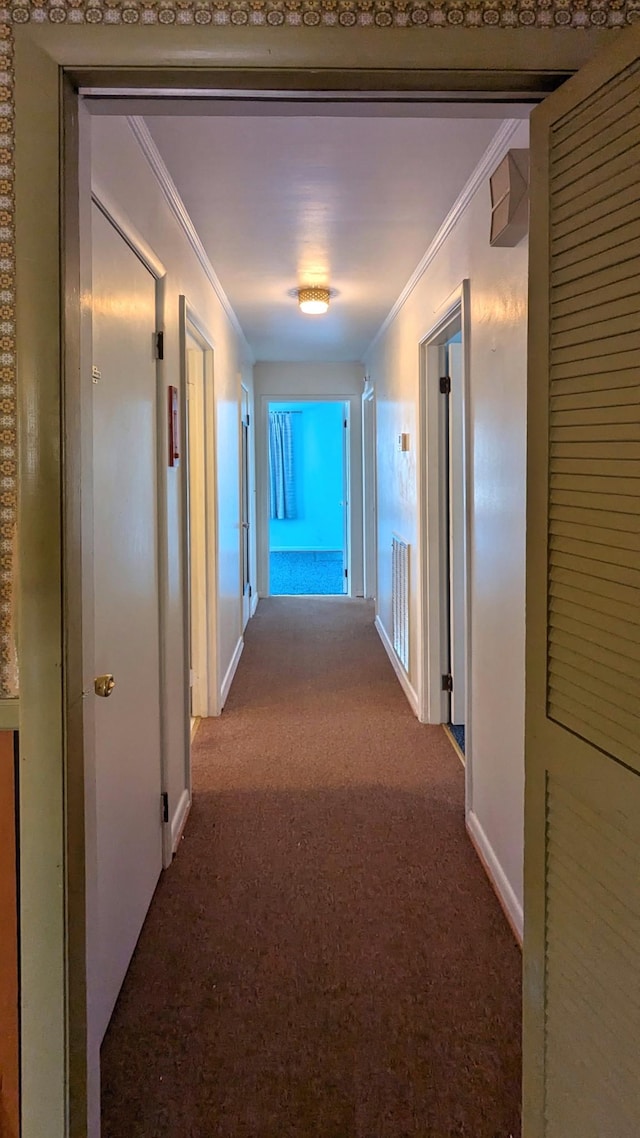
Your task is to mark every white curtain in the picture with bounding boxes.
[269,411,296,520]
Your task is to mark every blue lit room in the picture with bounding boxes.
[268,400,348,596]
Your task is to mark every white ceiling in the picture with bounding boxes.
[144,111,507,362]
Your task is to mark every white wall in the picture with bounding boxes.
[364,121,529,933]
[90,113,253,829]
[254,363,365,597]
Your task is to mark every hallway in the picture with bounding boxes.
[101,599,521,1137]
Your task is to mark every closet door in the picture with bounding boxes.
[524,26,640,1137]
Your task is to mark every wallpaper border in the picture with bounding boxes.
[3,1,637,28]
[0,24,16,698]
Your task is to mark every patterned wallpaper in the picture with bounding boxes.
[4,1,637,26]
[0,24,16,699]
[0,8,629,696]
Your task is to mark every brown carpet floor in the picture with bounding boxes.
[101,598,522,1138]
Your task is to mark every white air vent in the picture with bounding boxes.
[392,534,410,672]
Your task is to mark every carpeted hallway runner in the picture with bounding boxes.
[269,550,345,595]
[101,598,521,1137]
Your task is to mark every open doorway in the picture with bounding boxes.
[419,286,469,767]
[267,400,349,596]
[441,328,466,755]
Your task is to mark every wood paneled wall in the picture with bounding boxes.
[0,731,19,1138]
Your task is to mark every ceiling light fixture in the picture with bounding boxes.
[297,286,330,315]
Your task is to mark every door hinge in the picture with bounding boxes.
[344,568,348,578]
[441,673,453,693]
[161,791,169,824]
[246,413,250,427]
[439,375,451,395]
[249,584,252,597]
[154,331,164,361]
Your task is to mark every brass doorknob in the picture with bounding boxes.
[94,674,116,698]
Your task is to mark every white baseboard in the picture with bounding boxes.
[250,591,259,617]
[375,615,419,717]
[221,635,244,708]
[170,788,191,855]
[466,809,523,945]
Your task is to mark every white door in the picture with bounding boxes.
[91,203,164,1044]
[525,27,640,1137]
[240,386,252,628]
[448,341,466,726]
[186,339,209,719]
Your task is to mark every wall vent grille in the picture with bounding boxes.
[392,534,410,673]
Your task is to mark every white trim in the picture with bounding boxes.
[128,116,254,363]
[365,120,522,356]
[418,294,459,726]
[180,298,220,722]
[250,591,259,617]
[466,810,523,944]
[362,386,377,602]
[221,635,244,708]
[91,183,167,280]
[170,788,192,855]
[375,615,419,717]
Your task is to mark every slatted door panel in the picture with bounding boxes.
[547,57,640,775]
[544,765,640,1138]
[526,29,640,1138]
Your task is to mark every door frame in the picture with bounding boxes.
[13,23,611,1138]
[362,382,378,603]
[240,383,254,627]
[179,297,220,722]
[417,283,471,764]
[258,393,356,598]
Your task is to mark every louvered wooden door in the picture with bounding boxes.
[525,29,640,1137]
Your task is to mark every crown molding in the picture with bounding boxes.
[127,116,254,364]
[364,118,523,358]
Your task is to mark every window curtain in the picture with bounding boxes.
[269,411,297,520]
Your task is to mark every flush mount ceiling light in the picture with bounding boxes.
[297,286,330,315]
